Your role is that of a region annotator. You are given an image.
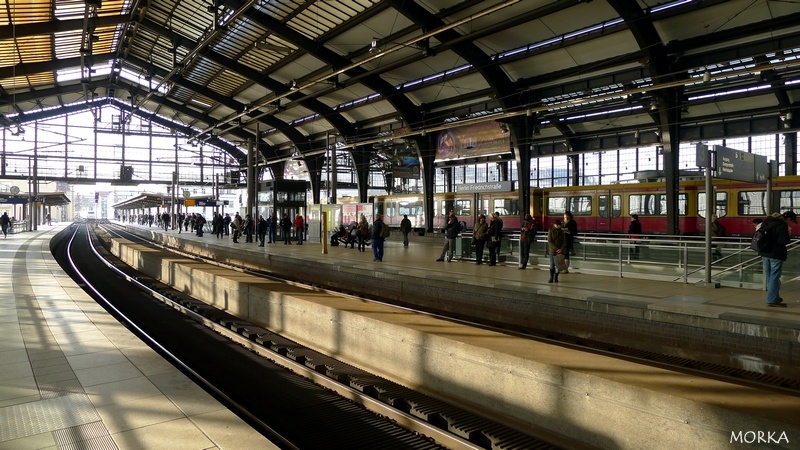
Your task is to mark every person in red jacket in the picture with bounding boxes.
[294,213,304,245]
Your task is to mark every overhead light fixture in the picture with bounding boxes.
[421,129,426,137]
[526,109,532,117]
[290,80,298,90]
[649,100,658,111]
[702,70,711,83]
[499,124,509,133]
[786,111,793,121]
[634,130,639,139]
[369,38,380,54]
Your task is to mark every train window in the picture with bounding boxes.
[738,191,766,216]
[492,198,520,217]
[568,196,592,215]
[547,197,567,215]
[629,194,660,215]
[598,195,608,218]
[779,190,800,212]
[630,193,687,216]
[629,194,644,215]
[598,195,623,218]
[454,200,471,217]
[698,192,727,218]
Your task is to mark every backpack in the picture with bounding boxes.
[750,227,772,252]
[379,223,391,239]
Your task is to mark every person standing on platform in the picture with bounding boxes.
[562,211,577,273]
[243,214,254,243]
[436,214,460,262]
[269,212,278,244]
[759,211,795,307]
[195,214,205,236]
[282,213,293,244]
[400,214,412,247]
[710,214,725,260]
[628,214,642,260]
[294,213,305,245]
[372,214,386,262]
[0,212,10,238]
[519,214,536,269]
[161,211,170,232]
[547,220,566,283]
[357,214,369,252]
[214,213,224,239]
[223,213,231,235]
[472,214,488,265]
[232,212,242,243]
[257,214,268,247]
[487,212,503,266]
[563,211,577,256]
[45,213,51,226]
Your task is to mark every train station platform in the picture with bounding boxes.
[0,225,275,449]
[120,222,800,380]
[111,222,800,448]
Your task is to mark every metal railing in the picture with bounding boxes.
[451,231,792,289]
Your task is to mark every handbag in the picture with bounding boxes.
[555,253,568,272]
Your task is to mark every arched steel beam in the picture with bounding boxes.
[385,0,514,104]
[221,0,419,125]
[135,18,354,137]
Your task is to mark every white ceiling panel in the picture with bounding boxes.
[379,50,469,86]
[717,94,777,113]
[565,32,641,66]
[403,73,491,106]
[654,0,775,44]
[324,8,415,57]
[343,99,397,123]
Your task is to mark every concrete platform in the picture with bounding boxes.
[122,223,800,380]
[112,223,800,449]
[0,225,276,450]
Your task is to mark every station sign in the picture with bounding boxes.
[455,181,513,193]
[696,144,769,183]
[0,194,28,204]
[184,199,217,207]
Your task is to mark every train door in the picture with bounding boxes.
[597,191,623,232]
[476,194,490,222]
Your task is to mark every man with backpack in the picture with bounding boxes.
[758,211,796,307]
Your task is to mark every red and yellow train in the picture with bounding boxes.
[374,176,800,235]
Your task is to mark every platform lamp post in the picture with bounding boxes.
[27,156,32,232]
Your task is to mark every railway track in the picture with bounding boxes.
[53,222,560,449]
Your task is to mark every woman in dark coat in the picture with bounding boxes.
[562,211,577,257]
[546,220,566,283]
[487,212,504,266]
